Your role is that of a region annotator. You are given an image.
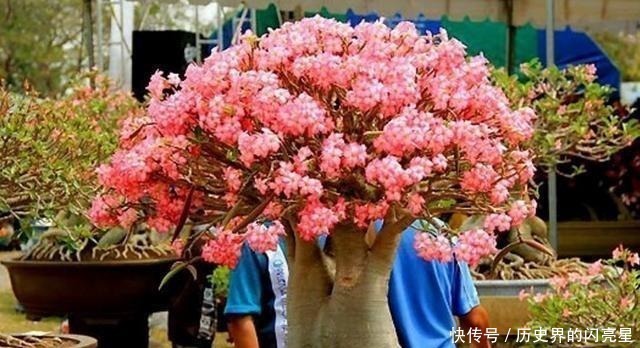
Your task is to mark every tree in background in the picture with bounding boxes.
[0,0,84,95]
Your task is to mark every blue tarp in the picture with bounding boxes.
[538,27,620,93]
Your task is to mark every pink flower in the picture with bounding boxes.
[224,167,243,193]
[201,230,243,268]
[613,245,625,260]
[507,200,532,226]
[414,232,453,263]
[549,276,569,290]
[167,73,181,86]
[88,194,120,228]
[484,213,512,233]
[533,293,549,304]
[297,199,341,241]
[518,289,530,301]
[460,164,499,193]
[263,202,284,219]
[147,70,168,99]
[588,260,603,275]
[117,208,138,228]
[245,221,287,253]
[171,239,184,256]
[407,193,425,215]
[620,296,633,310]
[354,201,389,228]
[365,156,420,201]
[238,128,281,167]
[269,162,323,198]
[453,229,497,267]
[562,308,572,318]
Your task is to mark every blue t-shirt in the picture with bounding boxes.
[224,240,286,348]
[386,221,480,348]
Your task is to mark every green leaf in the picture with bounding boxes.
[159,261,188,290]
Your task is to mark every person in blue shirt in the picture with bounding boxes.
[386,219,491,348]
[225,240,288,348]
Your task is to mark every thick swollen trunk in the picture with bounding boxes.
[286,218,412,348]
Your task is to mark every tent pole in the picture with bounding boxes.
[196,5,201,62]
[217,3,224,51]
[546,0,558,252]
[505,0,515,74]
[97,0,103,71]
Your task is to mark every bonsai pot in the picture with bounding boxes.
[2,257,178,348]
[474,279,550,335]
[4,334,97,348]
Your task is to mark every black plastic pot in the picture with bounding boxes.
[2,257,178,348]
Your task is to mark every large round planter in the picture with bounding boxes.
[2,257,178,316]
[2,257,178,348]
[5,334,97,348]
[474,279,550,335]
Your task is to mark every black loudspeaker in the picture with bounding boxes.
[132,30,204,101]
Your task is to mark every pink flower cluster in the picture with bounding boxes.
[238,129,280,166]
[245,221,286,253]
[296,199,342,241]
[414,233,453,263]
[201,230,244,268]
[320,134,368,178]
[91,16,536,267]
[453,229,497,267]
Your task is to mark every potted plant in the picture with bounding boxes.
[467,60,640,333]
[521,246,640,345]
[90,17,542,347]
[0,74,178,347]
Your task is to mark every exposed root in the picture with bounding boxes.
[24,232,176,262]
[476,253,589,280]
[0,334,65,348]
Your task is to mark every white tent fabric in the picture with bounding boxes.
[135,0,640,28]
[108,1,135,90]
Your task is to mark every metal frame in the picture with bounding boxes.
[95,0,256,82]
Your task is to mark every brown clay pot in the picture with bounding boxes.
[2,257,179,348]
[2,257,178,317]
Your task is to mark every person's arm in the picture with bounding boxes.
[459,305,491,348]
[224,244,265,348]
[451,261,491,348]
[227,315,260,348]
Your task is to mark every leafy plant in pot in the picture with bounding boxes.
[455,62,640,334]
[467,61,640,281]
[90,17,541,347]
[0,73,177,347]
[521,246,640,344]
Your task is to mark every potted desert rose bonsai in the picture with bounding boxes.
[90,17,539,347]
[461,61,639,334]
[0,74,177,347]
[486,61,639,275]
